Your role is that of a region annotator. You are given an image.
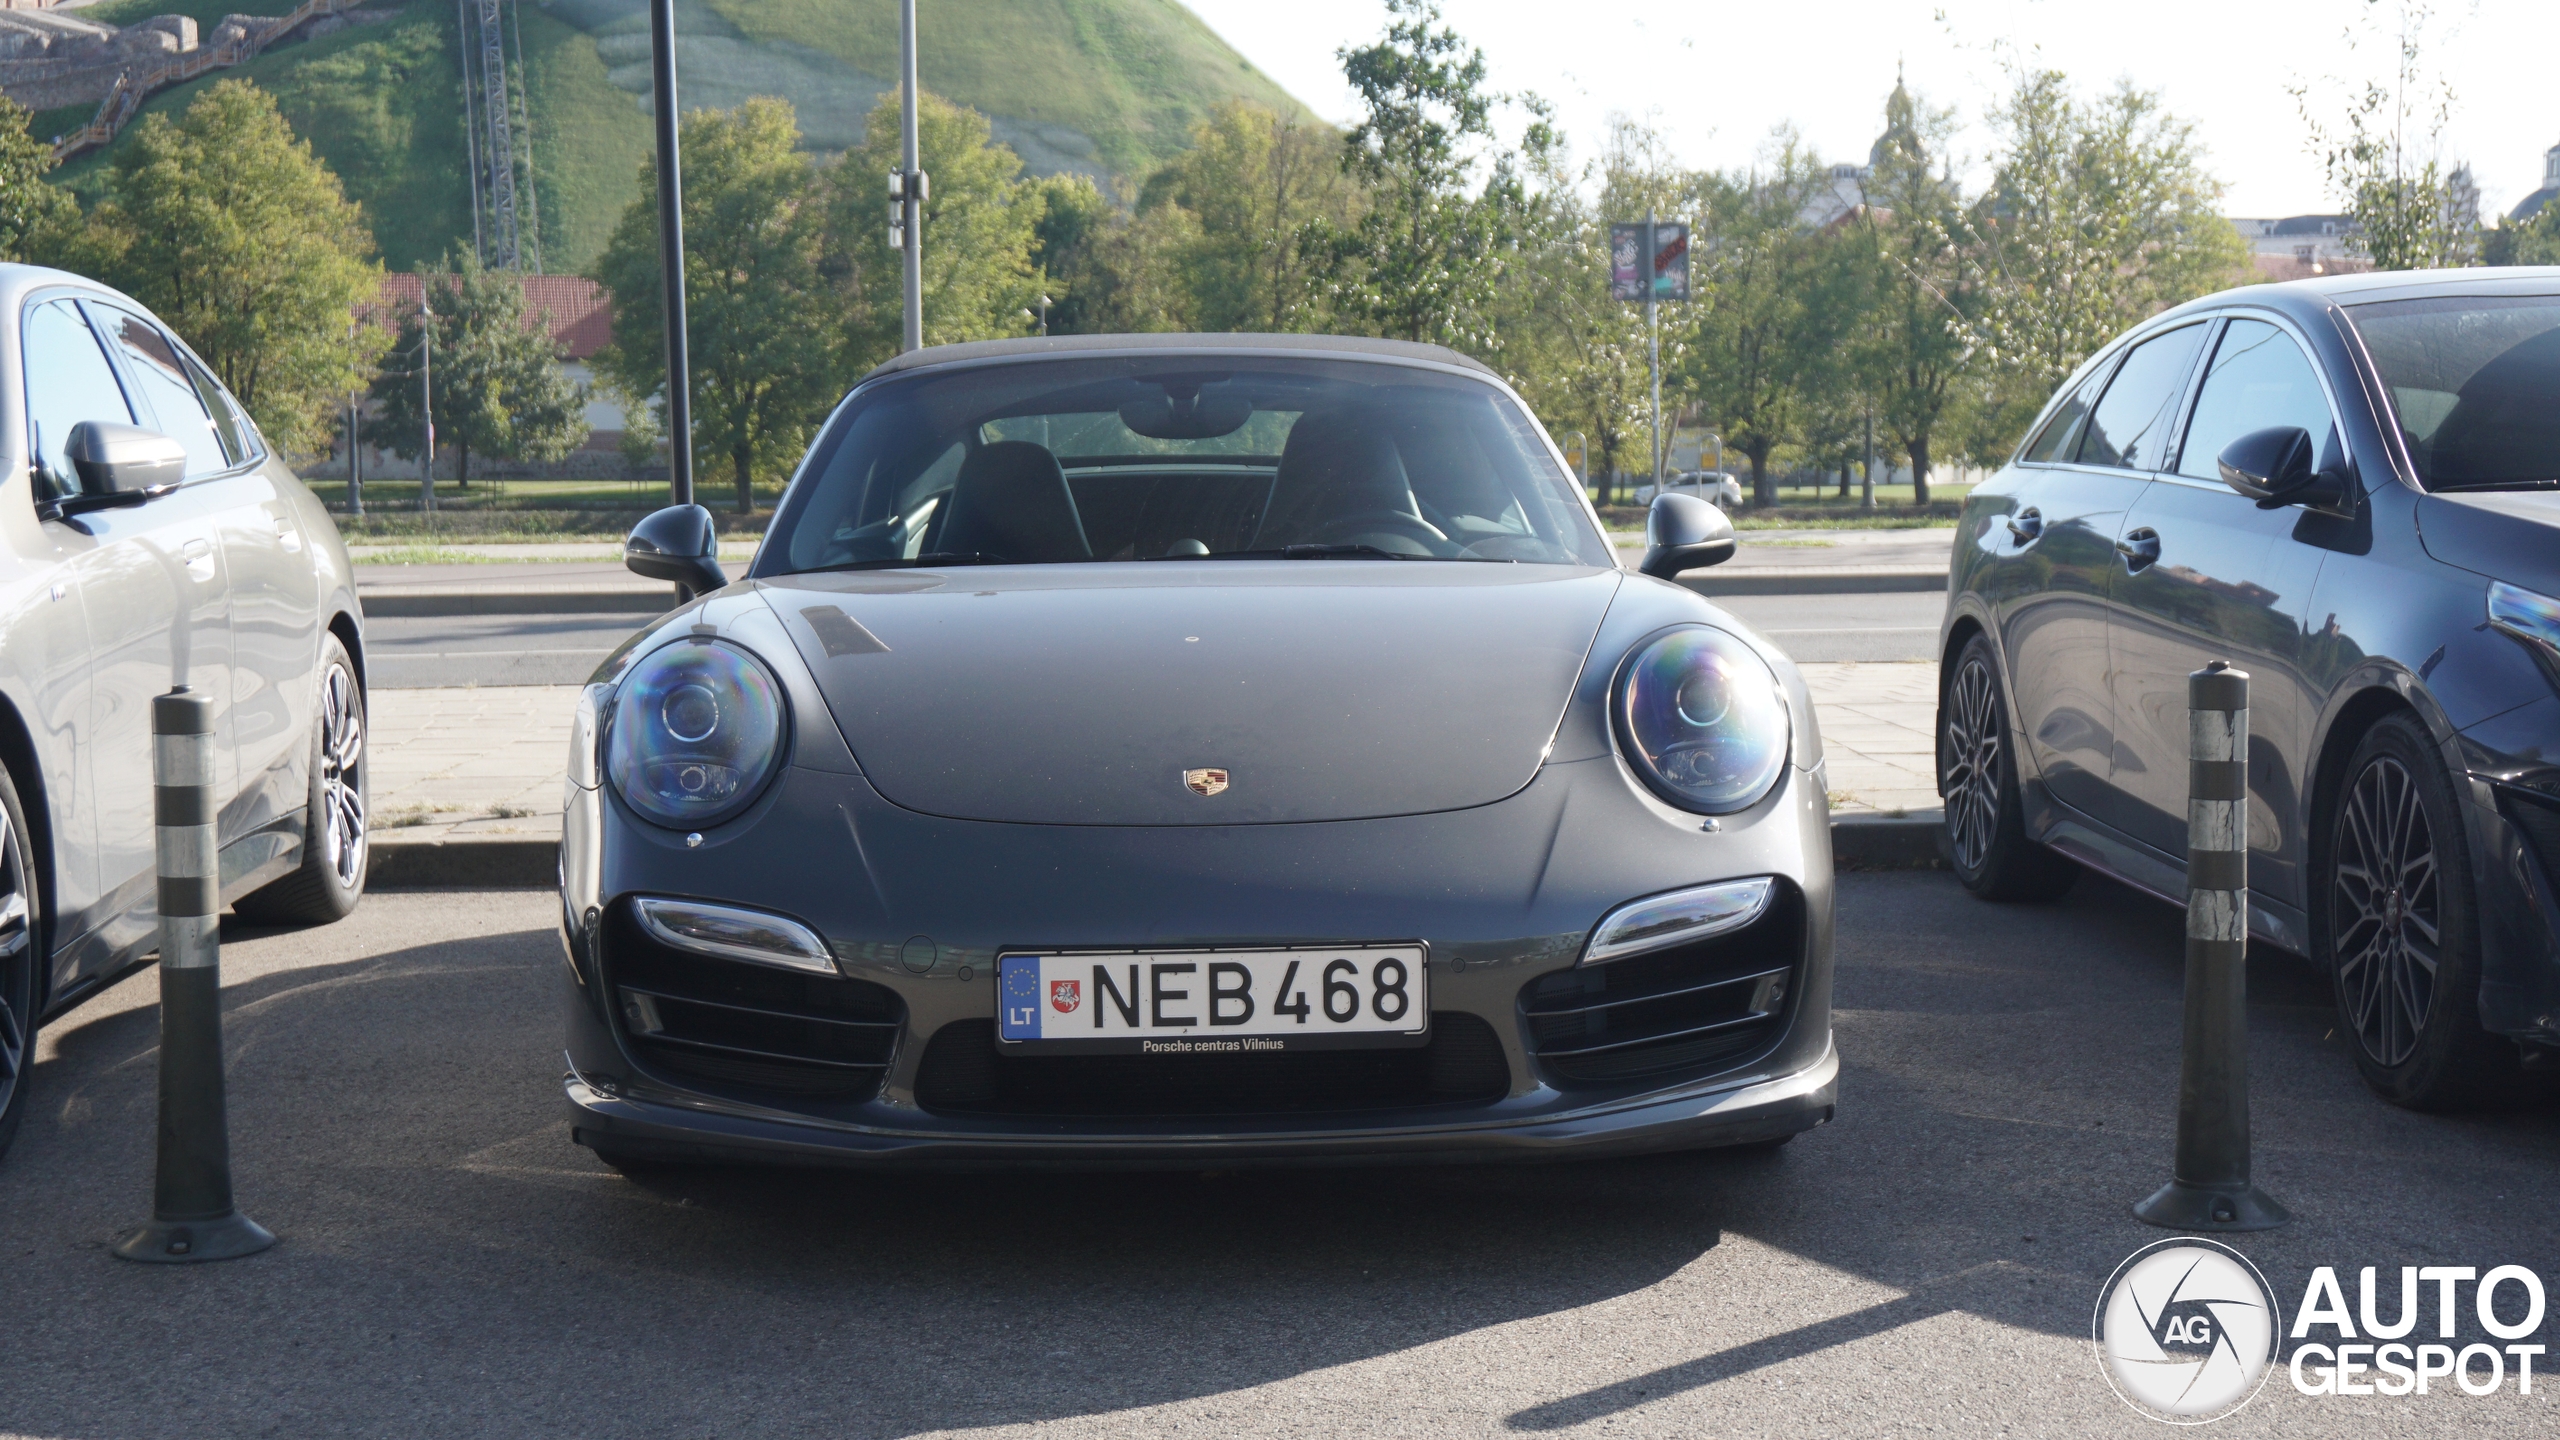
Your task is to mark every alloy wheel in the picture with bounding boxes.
[1942,655,2004,872]
[319,662,366,889]
[0,805,32,1124]
[2331,754,2440,1068]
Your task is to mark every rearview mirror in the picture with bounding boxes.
[67,420,185,497]
[625,503,727,595]
[1639,491,1737,579]
[2217,426,2347,509]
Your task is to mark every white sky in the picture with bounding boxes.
[1183,0,2559,220]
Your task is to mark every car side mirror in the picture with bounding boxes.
[67,420,185,497]
[625,503,727,594]
[2217,426,2347,510]
[1639,491,1737,579]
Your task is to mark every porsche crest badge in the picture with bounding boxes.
[1183,767,1230,797]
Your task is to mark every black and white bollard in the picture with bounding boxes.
[112,687,274,1264]
[2134,662,2288,1232]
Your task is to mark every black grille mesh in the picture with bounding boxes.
[913,1013,1509,1118]
[603,904,902,1102]
[1521,884,1801,1086]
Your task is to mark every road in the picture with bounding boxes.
[5,873,2551,1438]
[1711,590,1946,662]
[366,611,648,688]
[360,587,1951,688]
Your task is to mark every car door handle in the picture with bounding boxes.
[2116,528,2161,573]
[182,536,217,582]
[2006,507,2043,544]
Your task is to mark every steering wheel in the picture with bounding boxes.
[1307,509,1450,551]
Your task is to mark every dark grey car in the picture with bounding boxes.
[0,265,370,1160]
[1940,268,2560,1109]
[559,335,1837,1168]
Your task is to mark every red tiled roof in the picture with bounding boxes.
[362,273,613,360]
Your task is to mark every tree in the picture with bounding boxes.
[1496,118,1661,507]
[1680,138,1841,506]
[1963,69,2245,454]
[368,254,587,485]
[72,80,382,452]
[1156,101,1361,332]
[1040,178,1201,335]
[1311,0,1526,350]
[595,97,839,513]
[1852,79,1972,504]
[2483,207,2560,266]
[0,94,72,261]
[829,89,1048,369]
[2294,1,2477,270]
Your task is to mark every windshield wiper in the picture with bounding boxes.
[2427,478,2560,493]
[811,551,1009,572]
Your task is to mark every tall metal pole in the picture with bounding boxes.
[346,321,363,517]
[1861,408,1876,511]
[898,0,922,352]
[456,0,483,263]
[649,0,693,509]
[419,301,435,514]
[1645,207,1663,492]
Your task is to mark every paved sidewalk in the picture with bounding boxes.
[365,661,1943,848]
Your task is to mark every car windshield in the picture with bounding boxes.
[755,354,1615,575]
[2345,294,2560,490]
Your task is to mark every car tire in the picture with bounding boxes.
[2316,713,2516,1110]
[234,635,367,926]
[0,763,43,1164]
[1939,634,2079,901]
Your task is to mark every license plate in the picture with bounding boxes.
[995,946,1429,1054]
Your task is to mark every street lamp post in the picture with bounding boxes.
[647,0,693,511]
[418,298,434,514]
[346,321,363,517]
[1645,207,1663,493]
[895,0,923,352]
[1036,293,1051,336]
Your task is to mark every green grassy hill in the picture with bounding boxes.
[44,0,1312,273]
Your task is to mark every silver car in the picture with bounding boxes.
[0,265,368,1160]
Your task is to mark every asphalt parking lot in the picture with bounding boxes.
[4,872,2553,1438]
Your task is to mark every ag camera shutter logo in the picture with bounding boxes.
[2093,1238,2282,1423]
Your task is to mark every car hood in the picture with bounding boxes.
[2417,488,2560,594]
[759,563,1623,825]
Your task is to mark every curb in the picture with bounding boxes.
[1680,568,1948,597]
[358,589,673,618]
[366,813,1952,889]
[367,837,559,889]
[1830,812,1947,871]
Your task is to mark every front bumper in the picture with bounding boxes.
[563,1042,1838,1170]
[561,683,1839,1166]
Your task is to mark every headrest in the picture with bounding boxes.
[938,440,1091,564]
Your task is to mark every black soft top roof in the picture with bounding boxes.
[854,332,1500,386]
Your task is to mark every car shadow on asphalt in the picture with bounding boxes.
[4,875,2555,1438]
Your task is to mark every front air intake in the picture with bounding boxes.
[601,902,902,1103]
[1520,882,1803,1086]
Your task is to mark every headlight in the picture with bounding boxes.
[606,637,787,829]
[2488,580,2560,686]
[1615,625,1791,814]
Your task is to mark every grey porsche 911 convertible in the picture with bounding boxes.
[558,334,1837,1169]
